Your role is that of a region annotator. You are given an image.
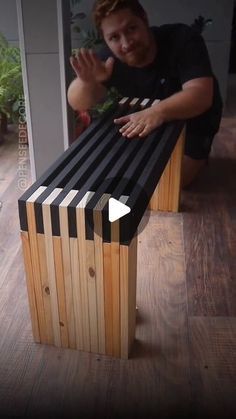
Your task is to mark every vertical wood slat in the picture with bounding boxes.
[149,127,185,212]
[103,243,113,356]
[120,235,138,359]
[163,161,171,211]
[111,220,121,358]
[93,194,110,355]
[59,190,78,349]
[69,238,84,350]
[26,186,48,342]
[37,233,54,344]
[53,236,69,348]
[86,239,99,353]
[128,236,138,350]
[20,231,40,342]
[42,188,63,347]
[76,192,95,353]
[168,127,185,211]
[76,211,90,352]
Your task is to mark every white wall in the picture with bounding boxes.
[17,0,72,180]
[139,0,234,101]
[0,0,18,45]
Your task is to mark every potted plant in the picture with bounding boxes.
[0,32,24,142]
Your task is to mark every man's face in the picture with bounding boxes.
[101,8,154,67]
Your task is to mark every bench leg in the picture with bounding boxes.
[21,209,138,359]
[149,127,185,212]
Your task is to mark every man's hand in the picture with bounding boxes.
[70,48,114,84]
[114,77,213,138]
[114,103,165,138]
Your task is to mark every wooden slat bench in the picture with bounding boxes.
[18,97,185,359]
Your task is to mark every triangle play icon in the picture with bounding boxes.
[108,197,131,223]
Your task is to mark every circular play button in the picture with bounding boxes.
[84,177,151,244]
[108,197,131,222]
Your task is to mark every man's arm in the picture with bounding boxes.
[67,48,114,112]
[114,77,213,138]
[67,77,107,111]
[157,77,213,121]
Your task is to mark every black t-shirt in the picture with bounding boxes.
[98,23,223,136]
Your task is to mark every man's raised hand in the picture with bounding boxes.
[70,48,114,84]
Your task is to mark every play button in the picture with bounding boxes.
[84,177,150,243]
[108,197,131,222]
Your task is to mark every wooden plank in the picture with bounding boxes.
[20,231,40,342]
[148,182,159,210]
[42,188,63,347]
[59,190,79,349]
[128,235,138,350]
[93,194,110,355]
[146,148,173,210]
[120,242,129,359]
[26,186,48,342]
[136,212,191,412]
[120,234,138,359]
[189,316,236,417]
[168,128,185,211]
[183,196,235,316]
[103,242,113,356]
[37,233,54,344]
[163,159,171,211]
[69,237,84,350]
[53,236,69,348]
[110,219,120,358]
[76,192,95,352]
[86,239,99,353]
[155,165,167,211]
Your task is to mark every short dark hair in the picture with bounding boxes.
[92,0,147,30]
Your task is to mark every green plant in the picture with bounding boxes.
[0,32,24,122]
[191,15,213,35]
[90,87,122,117]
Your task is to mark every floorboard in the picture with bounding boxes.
[188,316,236,419]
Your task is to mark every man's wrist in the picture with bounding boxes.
[152,101,168,124]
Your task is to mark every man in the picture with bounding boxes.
[67,0,222,187]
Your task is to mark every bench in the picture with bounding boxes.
[18,97,185,358]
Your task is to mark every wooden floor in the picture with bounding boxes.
[0,78,235,419]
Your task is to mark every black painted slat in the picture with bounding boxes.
[120,121,184,244]
[100,125,165,242]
